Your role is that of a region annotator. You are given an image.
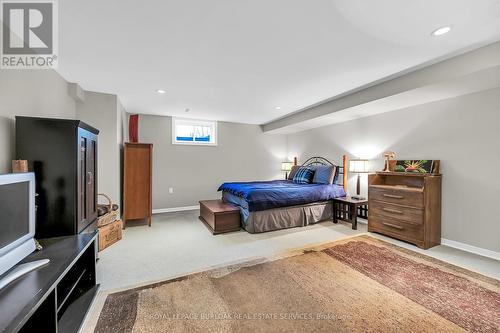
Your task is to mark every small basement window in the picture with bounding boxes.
[172,117,217,146]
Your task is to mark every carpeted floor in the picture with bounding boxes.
[94,235,499,333]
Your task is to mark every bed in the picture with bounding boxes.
[218,156,348,233]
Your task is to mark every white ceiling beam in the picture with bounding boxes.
[262,42,500,134]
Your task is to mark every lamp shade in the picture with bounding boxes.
[281,161,293,172]
[350,159,370,173]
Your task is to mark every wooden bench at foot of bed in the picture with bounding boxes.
[199,200,241,234]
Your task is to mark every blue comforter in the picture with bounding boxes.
[218,180,346,212]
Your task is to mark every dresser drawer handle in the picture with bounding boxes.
[383,194,404,199]
[382,207,403,214]
[383,222,404,230]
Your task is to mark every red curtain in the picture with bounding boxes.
[129,114,139,142]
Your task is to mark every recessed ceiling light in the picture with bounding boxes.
[185,108,190,112]
[275,106,281,110]
[431,26,451,36]
[156,89,166,94]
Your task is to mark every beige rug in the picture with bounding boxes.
[94,235,499,333]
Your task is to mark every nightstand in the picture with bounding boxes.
[332,196,368,230]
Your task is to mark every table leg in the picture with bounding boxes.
[333,201,338,223]
[351,204,358,230]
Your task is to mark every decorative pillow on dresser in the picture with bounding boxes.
[292,167,315,184]
[312,165,336,185]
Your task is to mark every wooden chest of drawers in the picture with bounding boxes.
[368,172,442,249]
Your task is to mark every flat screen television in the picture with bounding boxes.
[0,173,36,276]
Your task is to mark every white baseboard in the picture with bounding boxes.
[440,238,500,261]
[357,218,367,225]
[152,205,199,214]
[361,219,498,260]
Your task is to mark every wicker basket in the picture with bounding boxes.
[97,193,119,228]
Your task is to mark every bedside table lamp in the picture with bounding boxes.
[350,159,370,200]
[281,161,293,179]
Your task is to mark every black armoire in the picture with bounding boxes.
[16,116,99,238]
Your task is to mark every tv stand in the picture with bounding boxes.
[0,259,50,290]
[0,233,98,333]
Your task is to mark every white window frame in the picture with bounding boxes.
[172,117,218,146]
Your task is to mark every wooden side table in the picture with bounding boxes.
[332,196,368,230]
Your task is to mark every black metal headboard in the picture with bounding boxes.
[301,156,336,167]
[300,156,348,190]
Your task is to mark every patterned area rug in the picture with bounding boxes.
[95,235,499,333]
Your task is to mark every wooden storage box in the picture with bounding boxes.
[199,200,241,234]
[98,219,123,251]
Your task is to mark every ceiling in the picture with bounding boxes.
[58,0,500,124]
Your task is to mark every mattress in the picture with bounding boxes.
[220,179,346,233]
[218,180,346,212]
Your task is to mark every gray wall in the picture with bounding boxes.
[0,70,124,209]
[286,88,500,252]
[138,115,286,209]
[0,70,76,172]
[76,91,124,208]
